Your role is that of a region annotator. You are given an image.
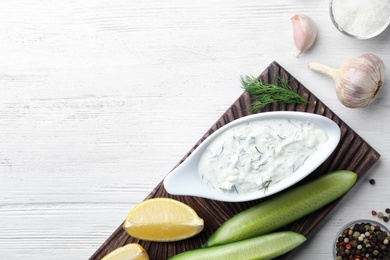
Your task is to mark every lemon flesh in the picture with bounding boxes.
[123,198,204,242]
[102,243,149,260]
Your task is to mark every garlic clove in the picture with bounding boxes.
[291,14,318,57]
[308,54,385,108]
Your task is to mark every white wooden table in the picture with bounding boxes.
[1,1,389,259]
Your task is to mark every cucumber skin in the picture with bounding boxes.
[206,170,357,247]
[168,231,306,260]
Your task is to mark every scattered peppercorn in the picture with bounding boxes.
[369,179,376,184]
[386,208,390,214]
[379,212,384,218]
[335,222,390,260]
[372,210,377,216]
[384,216,389,223]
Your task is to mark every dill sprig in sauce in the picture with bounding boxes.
[260,180,272,193]
[241,75,309,111]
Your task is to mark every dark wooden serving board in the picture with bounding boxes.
[90,61,380,260]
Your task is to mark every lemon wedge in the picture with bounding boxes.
[102,243,149,260]
[123,198,204,242]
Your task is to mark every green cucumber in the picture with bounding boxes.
[168,231,306,260]
[206,170,357,247]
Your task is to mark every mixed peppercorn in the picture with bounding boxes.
[372,208,390,223]
[335,222,390,260]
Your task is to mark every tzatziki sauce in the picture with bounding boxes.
[198,118,328,195]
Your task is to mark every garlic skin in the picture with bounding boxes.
[291,14,317,57]
[308,54,385,108]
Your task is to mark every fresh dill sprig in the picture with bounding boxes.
[241,75,309,111]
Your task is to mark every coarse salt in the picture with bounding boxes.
[332,0,390,37]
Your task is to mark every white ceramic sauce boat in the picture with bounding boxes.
[163,111,341,202]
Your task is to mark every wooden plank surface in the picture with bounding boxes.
[1,1,389,259]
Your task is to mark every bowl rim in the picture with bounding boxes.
[333,218,390,259]
[329,0,390,40]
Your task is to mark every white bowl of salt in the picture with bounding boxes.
[330,0,390,39]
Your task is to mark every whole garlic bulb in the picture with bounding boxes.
[308,54,385,108]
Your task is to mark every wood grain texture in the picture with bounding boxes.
[90,62,380,259]
[1,0,390,259]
